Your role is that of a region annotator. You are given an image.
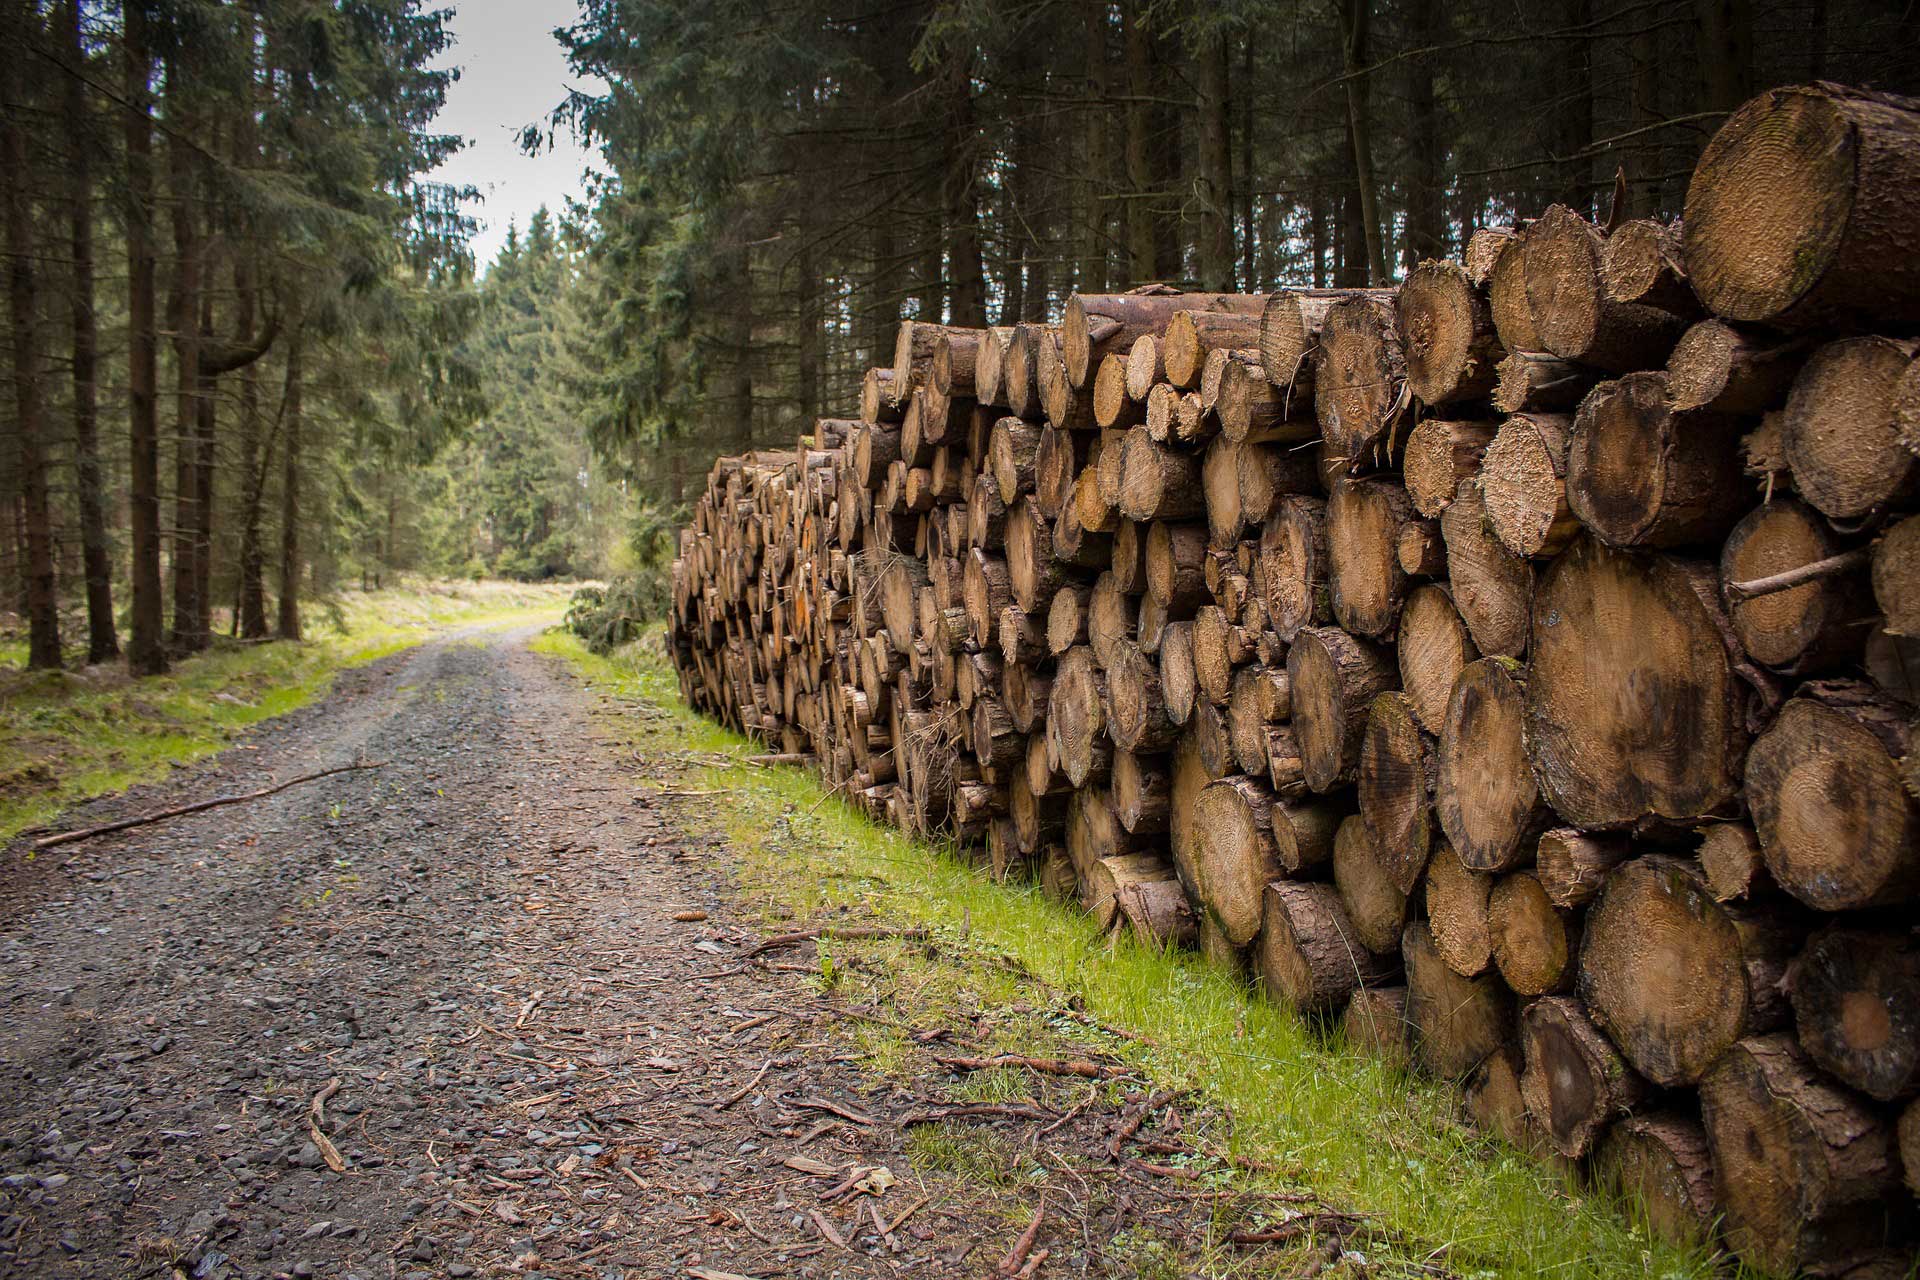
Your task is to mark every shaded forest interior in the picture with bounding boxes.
[4,0,1920,677]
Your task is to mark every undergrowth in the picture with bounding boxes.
[0,579,573,843]
[535,627,1726,1280]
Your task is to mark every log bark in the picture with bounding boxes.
[1699,1033,1905,1275]
[1397,258,1502,407]
[1526,536,1753,831]
[1439,479,1531,658]
[1746,680,1919,911]
[1596,1111,1719,1250]
[1288,626,1397,792]
[1682,82,1920,329]
[1260,880,1396,1013]
[1534,828,1629,910]
[1780,335,1920,521]
[1666,318,1806,413]
[1162,309,1261,389]
[1341,986,1412,1071]
[1521,995,1650,1159]
[1568,372,1747,550]
[1404,919,1514,1080]
[1578,855,1800,1087]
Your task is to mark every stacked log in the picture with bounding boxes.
[671,83,1920,1275]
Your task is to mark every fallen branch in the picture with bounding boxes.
[1725,547,1870,602]
[33,761,388,850]
[786,1096,877,1126]
[308,1078,346,1173]
[996,1198,1046,1277]
[1227,1212,1368,1247]
[931,1053,1130,1080]
[746,925,927,956]
[900,1102,1055,1127]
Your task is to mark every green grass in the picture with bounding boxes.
[535,628,1727,1280]
[0,578,575,843]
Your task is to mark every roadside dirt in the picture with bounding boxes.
[0,630,1338,1280]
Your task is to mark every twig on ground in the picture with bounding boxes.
[809,1208,847,1249]
[996,1198,1047,1277]
[899,1102,1055,1127]
[932,1053,1130,1080]
[33,761,389,849]
[746,925,926,956]
[787,1096,877,1126]
[712,1057,775,1110]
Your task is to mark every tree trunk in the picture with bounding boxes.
[1340,0,1386,285]
[1121,0,1156,284]
[3,19,60,669]
[166,94,204,654]
[1193,26,1232,290]
[124,1,165,675]
[277,332,305,640]
[65,0,115,663]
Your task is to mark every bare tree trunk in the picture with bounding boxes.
[795,236,821,421]
[166,74,204,654]
[1238,35,1255,289]
[1342,0,1387,285]
[1079,0,1110,293]
[1694,0,1753,115]
[3,5,60,669]
[190,272,218,646]
[124,1,165,674]
[62,0,116,662]
[276,331,304,640]
[1628,14,1662,216]
[1194,23,1234,289]
[1310,187,1328,288]
[1122,0,1157,282]
[1404,0,1444,268]
[1559,0,1595,217]
[944,54,987,327]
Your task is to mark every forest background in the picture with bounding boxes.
[2,0,1917,674]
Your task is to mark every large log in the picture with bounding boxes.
[1327,477,1413,639]
[1682,82,1920,329]
[1357,691,1435,894]
[1779,335,1920,521]
[1480,412,1579,559]
[1578,855,1799,1087]
[1397,258,1502,407]
[1791,926,1920,1103]
[1699,1034,1906,1275]
[1522,205,1687,372]
[1526,536,1753,831]
[1259,879,1396,1014]
[1287,626,1397,792]
[1746,680,1919,911]
[1595,1112,1719,1250]
[1313,294,1407,472]
[1568,372,1747,550]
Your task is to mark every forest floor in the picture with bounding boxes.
[0,627,1703,1280]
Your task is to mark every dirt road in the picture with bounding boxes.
[0,630,1040,1279]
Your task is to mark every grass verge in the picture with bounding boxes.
[0,578,576,843]
[535,628,1721,1280]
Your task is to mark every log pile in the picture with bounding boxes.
[671,82,1920,1275]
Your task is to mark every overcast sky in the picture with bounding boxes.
[427,0,606,268]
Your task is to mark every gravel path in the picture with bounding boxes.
[0,630,1022,1279]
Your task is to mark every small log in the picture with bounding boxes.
[1488,870,1578,996]
[1403,418,1497,518]
[1404,919,1514,1080]
[1047,647,1109,788]
[1721,499,1872,673]
[1333,814,1409,957]
[1522,205,1688,372]
[1357,692,1436,894]
[1258,495,1332,642]
[1533,828,1630,910]
[1425,839,1494,977]
[1600,217,1695,312]
[1437,657,1549,873]
[1595,1111,1719,1250]
[1480,412,1579,559]
[1396,584,1477,736]
[1493,351,1594,414]
[1327,477,1413,640]
[1780,334,1920,521]
[1260,880,1397,1014]
[1520,995,1650,1159]
[1666,318,1806,413]
[1397,258,1503,407]
[1873,513,1920,637]
[1568,372,1747,550]
[1314,294,1407,471]
[1162,309,1262,389]
[1341,986,1412,1071]
[1440,479,1531,658]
